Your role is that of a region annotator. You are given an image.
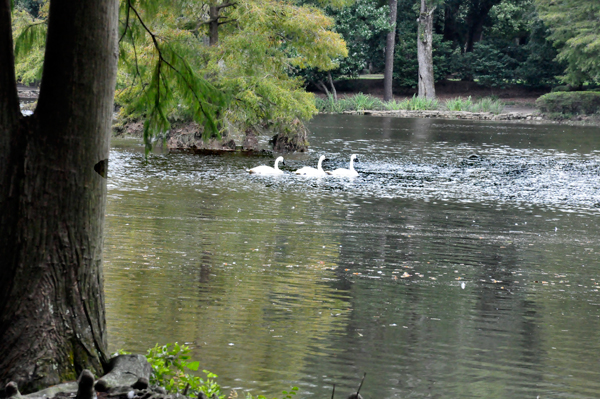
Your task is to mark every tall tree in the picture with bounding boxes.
[535,0,600,85]
[0,0,119,391]
[417,0,436,98]
[383,0,398,101]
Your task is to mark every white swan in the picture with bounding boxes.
[248,156,285,175]
[294,155,327,177]
[326,154,359,177]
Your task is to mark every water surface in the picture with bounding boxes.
[105,115,600,399]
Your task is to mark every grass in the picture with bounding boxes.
[317,94,504,113]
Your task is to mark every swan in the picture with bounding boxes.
[326,154,359,177]
[248,156,285,175]
[294,155,327,177]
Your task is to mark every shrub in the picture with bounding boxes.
[146,343,224,398]
[470,97,505,114]
[445,96,473,111]
[404,95,439,110]
[347,93,383,111]
[536,92,600,115]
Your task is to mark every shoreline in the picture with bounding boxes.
[320,109,600,126]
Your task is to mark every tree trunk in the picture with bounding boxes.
[0,0,119,393]
[383,0,398,102]
[417,0,436,99]
[464,0,501,52]
[209,5,219,46]
[327,72,337,101]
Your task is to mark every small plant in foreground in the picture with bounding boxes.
[146,343,225,399]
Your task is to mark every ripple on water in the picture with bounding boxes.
[105,117,600,399]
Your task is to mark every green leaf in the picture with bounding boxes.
[186,361,200,371]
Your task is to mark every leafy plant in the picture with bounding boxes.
[404,95,438,111]
[470,97,505,114]
[347,93,382,111]
[146,343,224,399]
[444,96,473,111]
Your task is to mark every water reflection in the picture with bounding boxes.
[105,116,600,399]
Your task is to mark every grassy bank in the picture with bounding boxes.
[315,93,506,114]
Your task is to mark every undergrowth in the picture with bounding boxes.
[145,343,298,399]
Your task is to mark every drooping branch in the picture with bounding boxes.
[128,3,223,146]
[0,0,20,127]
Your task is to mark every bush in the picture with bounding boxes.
[444,96,504,114]
[146,343,224,398]
[536,92,600,115]
[469,97,505,114]
[445,96,473,111]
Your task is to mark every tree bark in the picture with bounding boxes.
[383,0,398,102]
[0,0,119,393]
[417,0,436,99]
[327,72,337,101]
[209,5,219,46]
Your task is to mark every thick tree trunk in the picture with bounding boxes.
[0,0,119,393]
[383,0,398,102]
[417,0,436,99]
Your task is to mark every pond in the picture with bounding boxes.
[105,115,600,399]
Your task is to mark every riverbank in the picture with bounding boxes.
[338,109,542,121]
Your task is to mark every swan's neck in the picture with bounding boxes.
[274,158,281,170]
[349,158,355,171]
[317,157,324,172]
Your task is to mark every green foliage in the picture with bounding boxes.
[14,0,43,17]
[444,96,504,113]
[535,0,600,86]
[350,92,380,111]
[454,42,517,88]
[11,0,347,149]
[298,0,389,90]
[11,4,47,84]
[445,96,474,111]
[535,92,600,115]
[403,95,439,111]
[146,343,224,399]
[469,97,505,113]
[315,93,441,112]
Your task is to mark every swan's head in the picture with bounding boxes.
[275,156,285,165]
[319,155,326,162]
[351,154,359,162]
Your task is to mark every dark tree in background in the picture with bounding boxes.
[0,0,119,392]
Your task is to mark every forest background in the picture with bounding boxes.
[11,0,600,146]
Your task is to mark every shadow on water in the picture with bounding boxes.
[105,115,600,399]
